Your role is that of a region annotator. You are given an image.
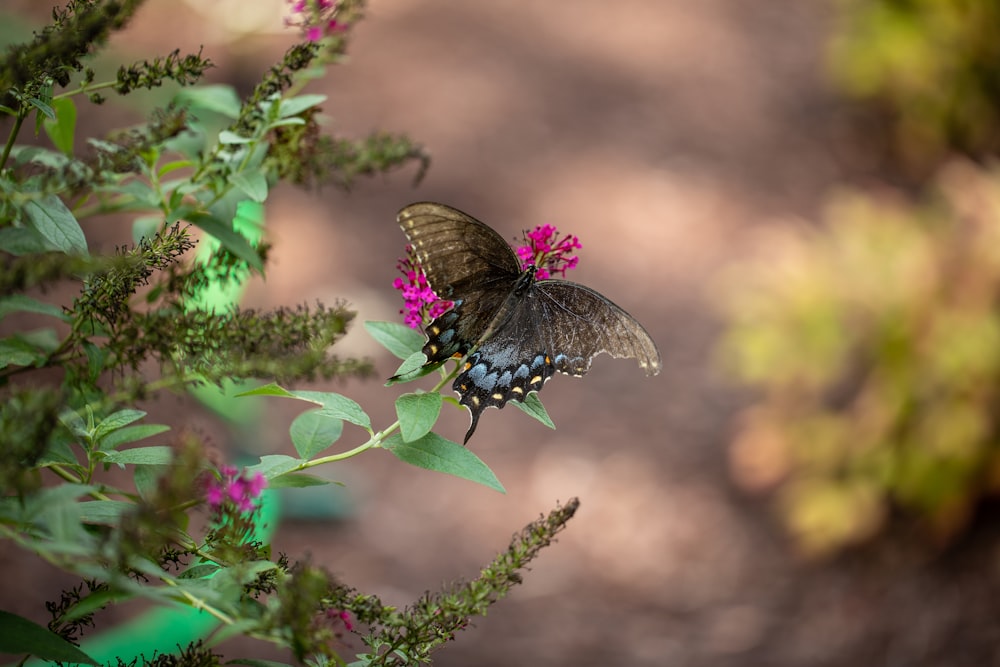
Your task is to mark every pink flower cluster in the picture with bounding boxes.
[516,224,581,280]
[205,466,267,513]
[285,0,346,41]
[393,245,454,329]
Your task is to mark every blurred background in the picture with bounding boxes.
[3,0,1000,664]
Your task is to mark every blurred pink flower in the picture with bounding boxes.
[205,466,267,513]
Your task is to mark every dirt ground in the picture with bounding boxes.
[4,1,1000,665]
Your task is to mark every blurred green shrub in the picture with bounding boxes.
[827,0,1000,169]
[718,160,1000,556]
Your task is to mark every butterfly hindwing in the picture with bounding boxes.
[395,202,662,443]
[533,280,662,378]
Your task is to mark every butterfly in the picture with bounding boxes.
[397,202,662,443]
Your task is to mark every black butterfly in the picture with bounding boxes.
[397,202,662,443]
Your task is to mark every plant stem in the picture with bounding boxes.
[0,109,26,171]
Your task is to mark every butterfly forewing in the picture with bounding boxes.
[396,201,662,443]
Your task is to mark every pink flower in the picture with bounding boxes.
[285,0,348,41]
[516,223,581,279]
[393,245,454,329]
[204,466,268,514]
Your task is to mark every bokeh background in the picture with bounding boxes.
[4,0,1000,665]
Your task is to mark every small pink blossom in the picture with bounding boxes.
[516,224,581,279]
[204,466,267,514]
[394,245,454,329]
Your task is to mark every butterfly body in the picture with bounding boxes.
[397,202,662,442]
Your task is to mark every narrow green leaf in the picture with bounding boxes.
[0,335,46,368]
[395,392,442,442]
[78,500,133,525]
[0,294,68,322]
[268,117,305,128]
[98,424,170,451]
[23,194,88,254]
[28,96,55,119]
[279,94,327,118]
[383,432,504,493]
[231,170,268,203]
[59,408,86,437]
[188,211,263,271]
[512,392,556,429]
[218,130,253,144]
[235,382,295,399]
[0,610,99,665]
[39,434,78,466]
[42,97,76,155]
[158,159,194,177]
[290,409,343,458]
[93,408,147,440]
[364,320,425,360]
[267,472,334,489]
[179,563,220,580]
[101,445,174,466]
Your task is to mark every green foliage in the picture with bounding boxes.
[0,1,577,665]
[719,160,1000,556]
[827,0,1000,169]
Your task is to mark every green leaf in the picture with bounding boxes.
[0,610,99,665]
[235,382,295,399]
[395,392,442,442]
[218,130,253,144]
[23,194,88,254]
[28,96,55,119]
[231,170,268,203]
[386,351,435,385]
[158,159,194,177]
[98,424,171,451]
[0,294,67,322]
[290,409,343,458]
[0,335,47,368]
[247,454,303,480]
[38,491,88,544]
[179,563,221,580]
[383,432,504,492]
[279,94,327,118]
[82,340,105,381]
[101,445,174,466]
[78,500,132,525]
[0,226,51,255]
[42,97,76,155]
[134,464,166,501]
[236,383,372,430]
[364,320,425,360]
[188,211,263,271]
[175,84,242,118]
[291,391,372,430]
[512,392,555,429]
[267,472,334,489]
[93,408,147,440]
